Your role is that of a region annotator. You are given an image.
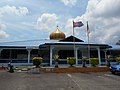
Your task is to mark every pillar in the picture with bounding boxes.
[97,47,101,65]
[50,46,54,66]
[104,50,107,64]
[27,49,31,63]
[0,49,3,57]
[75,47,79,65]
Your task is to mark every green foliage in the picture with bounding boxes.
[67,57,76,66]
[53,54,59,62]
[106,55,111,67]
[115,56,120,63]
[90,58,99,67]
[32,57,43,68]
[53,54,59,68]
[106,55,111,61]
[82,56,87,61]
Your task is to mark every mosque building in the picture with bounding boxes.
[0,26,120,66]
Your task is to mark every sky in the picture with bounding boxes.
[0,0,120,44]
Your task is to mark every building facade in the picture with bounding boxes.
[0,27,119,66]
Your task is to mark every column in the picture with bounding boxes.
[50,46,54,66]
[104,50,107,64]
[75,47,79,66]
[97,47,101,65]
[0,49,3,57]
[27,49,31,63]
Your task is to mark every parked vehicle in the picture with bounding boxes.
[109,63,120,74]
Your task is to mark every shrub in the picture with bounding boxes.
[115,56,120,63]
[32,57,43,68]
[67,57,76,67]
[90,58,99,67]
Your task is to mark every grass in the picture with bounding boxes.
[14,66,34,71]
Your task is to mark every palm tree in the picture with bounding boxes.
[53,54,59,68]
[82,56,87,67]
[106,55,111,67]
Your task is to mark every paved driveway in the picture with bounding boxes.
[0,71,120,90]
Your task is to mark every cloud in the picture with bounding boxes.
[0,24,9,38]
[37,13,58,32]
[65,18,73,35]
[0,23,6,30]
[93,0,120,18]
[65,0,120,44]
[0,5,28,40]
[60,0,77,6]
[86,0,120,44]
[0,5,29,16]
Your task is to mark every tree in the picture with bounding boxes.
[53,54,59,68]
[106,55,111,67]
[82,56,87,67]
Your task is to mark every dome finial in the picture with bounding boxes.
[57,25,59,29]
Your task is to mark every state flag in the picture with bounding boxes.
[87,21,90,34]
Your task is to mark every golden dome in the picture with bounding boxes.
[50,26,65,40]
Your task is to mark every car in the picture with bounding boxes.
[109,63,120,74]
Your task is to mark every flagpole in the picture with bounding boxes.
[73,20,76,57]
[87,32,90,60]
[73,20,84,66]
[87,21,90,63]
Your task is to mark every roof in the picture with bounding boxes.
[108,45,120,50]
[0,36,110,49]
[44,41,110,49]
[0,39,58,48]
[60,35,84,42]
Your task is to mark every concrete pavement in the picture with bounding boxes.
[0,71,120,90]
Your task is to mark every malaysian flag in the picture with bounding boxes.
[73,21,84,28]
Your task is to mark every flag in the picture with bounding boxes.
[73,21,84,28]
[87,21,90,34]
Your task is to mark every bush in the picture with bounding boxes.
[115,56,120,63]
[67,57,76,67]
[90,58,99,67]
[32,57,43,68]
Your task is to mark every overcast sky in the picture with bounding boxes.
[0,0,120,44]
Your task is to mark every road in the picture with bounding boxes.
[0,71,120,90]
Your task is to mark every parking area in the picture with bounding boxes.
[0,71,120,90]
